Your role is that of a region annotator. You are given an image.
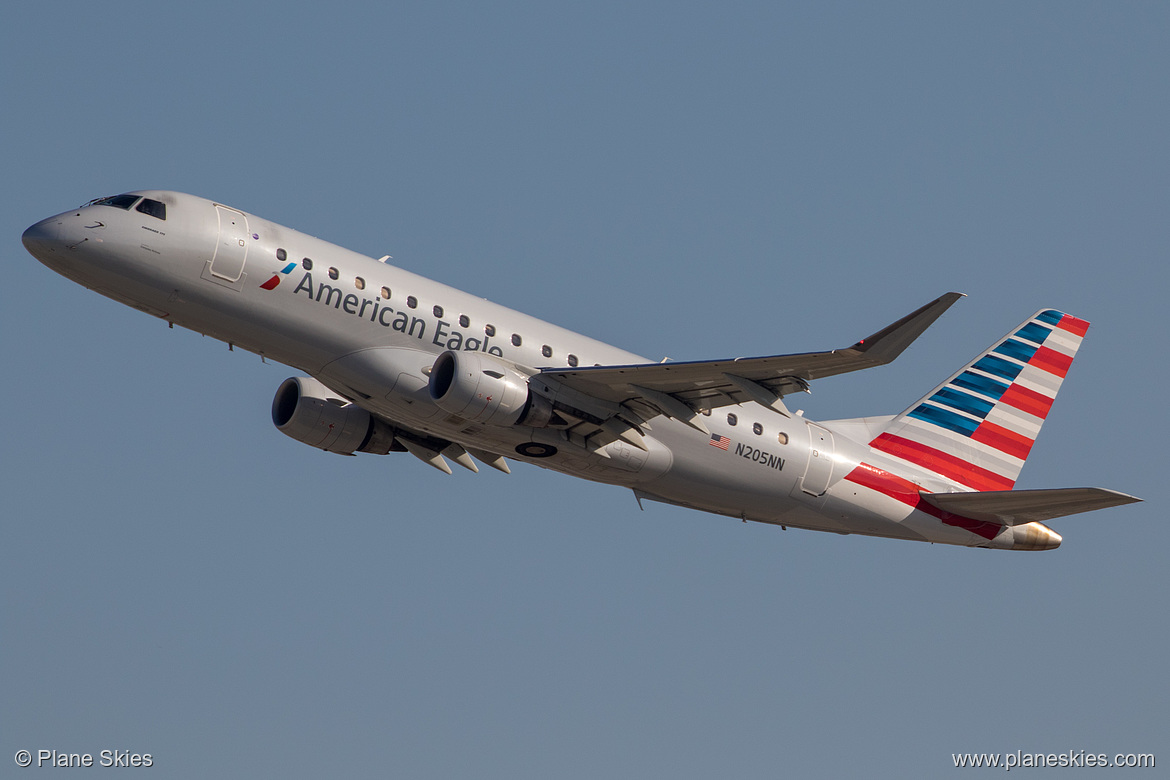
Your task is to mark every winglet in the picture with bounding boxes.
[848,292,965,365]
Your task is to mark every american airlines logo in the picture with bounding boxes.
[260,262,298,290]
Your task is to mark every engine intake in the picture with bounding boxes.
[272,376,396,455]
[428,350,555,427]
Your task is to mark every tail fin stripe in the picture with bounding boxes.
[870,433,1015,491]
[1036,309,1064,326]
[993,338,1038,363]
[952,371,1010,399]
[1043,328,1083,354]
[930,387,995,418]
[1000,384,1055,419]
[882,418,1024,477]
[869,308,1087,491]
[973,354,1025,382]
[907,404,980,436]
[984,405,1043,442]
[1015,322,1053,344]
[1014,364,1063,396]
[1053,312,1090,336]
[1031,346,1073,378]
[971,421,1035,460]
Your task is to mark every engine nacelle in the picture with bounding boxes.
[428,350,555,427]
[271,376,396,455]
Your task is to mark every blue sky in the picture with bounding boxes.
[3,2,1166,777]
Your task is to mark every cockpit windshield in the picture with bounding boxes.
[84,194,166,220]
[135,198,166,220]
[87,194,140,210]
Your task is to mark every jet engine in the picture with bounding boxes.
[271,376,397,455]
[428,350,556,427]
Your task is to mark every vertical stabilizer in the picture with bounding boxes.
[871,309,1089,491]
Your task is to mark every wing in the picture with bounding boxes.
[536,292,964,436]
[322,293,963,467]
[919,487,1142,525]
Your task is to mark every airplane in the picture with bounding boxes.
[22,190,1141,551]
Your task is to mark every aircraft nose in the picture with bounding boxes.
[22,217,63,261]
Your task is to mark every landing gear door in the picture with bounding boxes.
[800,423,835,496]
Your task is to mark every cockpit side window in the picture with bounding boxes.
[135,198,167,220]
[90,194,141,210]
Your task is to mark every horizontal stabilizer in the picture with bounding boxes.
[919,487,1141,526]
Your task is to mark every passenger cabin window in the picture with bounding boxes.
[277,248,287,261]
[727,413,738,426]
[135,199,166,220]
[511,334,522,347]
[542,345,552,358]
[302,258,313,270]
[433,305,443,318]
[777,432,789,445]
[459,315,470,328]
[407,296,418,309]
[355,277,365,290]
[485,324,496,337]
[380,286,391,299]
[328,267,339,280]
[567,354,578,367]
[753,422,763,435]
[91,194,140,210]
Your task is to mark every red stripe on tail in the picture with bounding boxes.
[843,464,1002,540]
[971,421,1034,460]
[1056,314,1090,337]
[999,384,1054,419]
[1030,346,1073,378]
[870,433,1015,491]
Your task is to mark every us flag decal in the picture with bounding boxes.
[709,434,731,450]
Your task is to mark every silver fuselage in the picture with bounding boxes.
[22,190,1059,549]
